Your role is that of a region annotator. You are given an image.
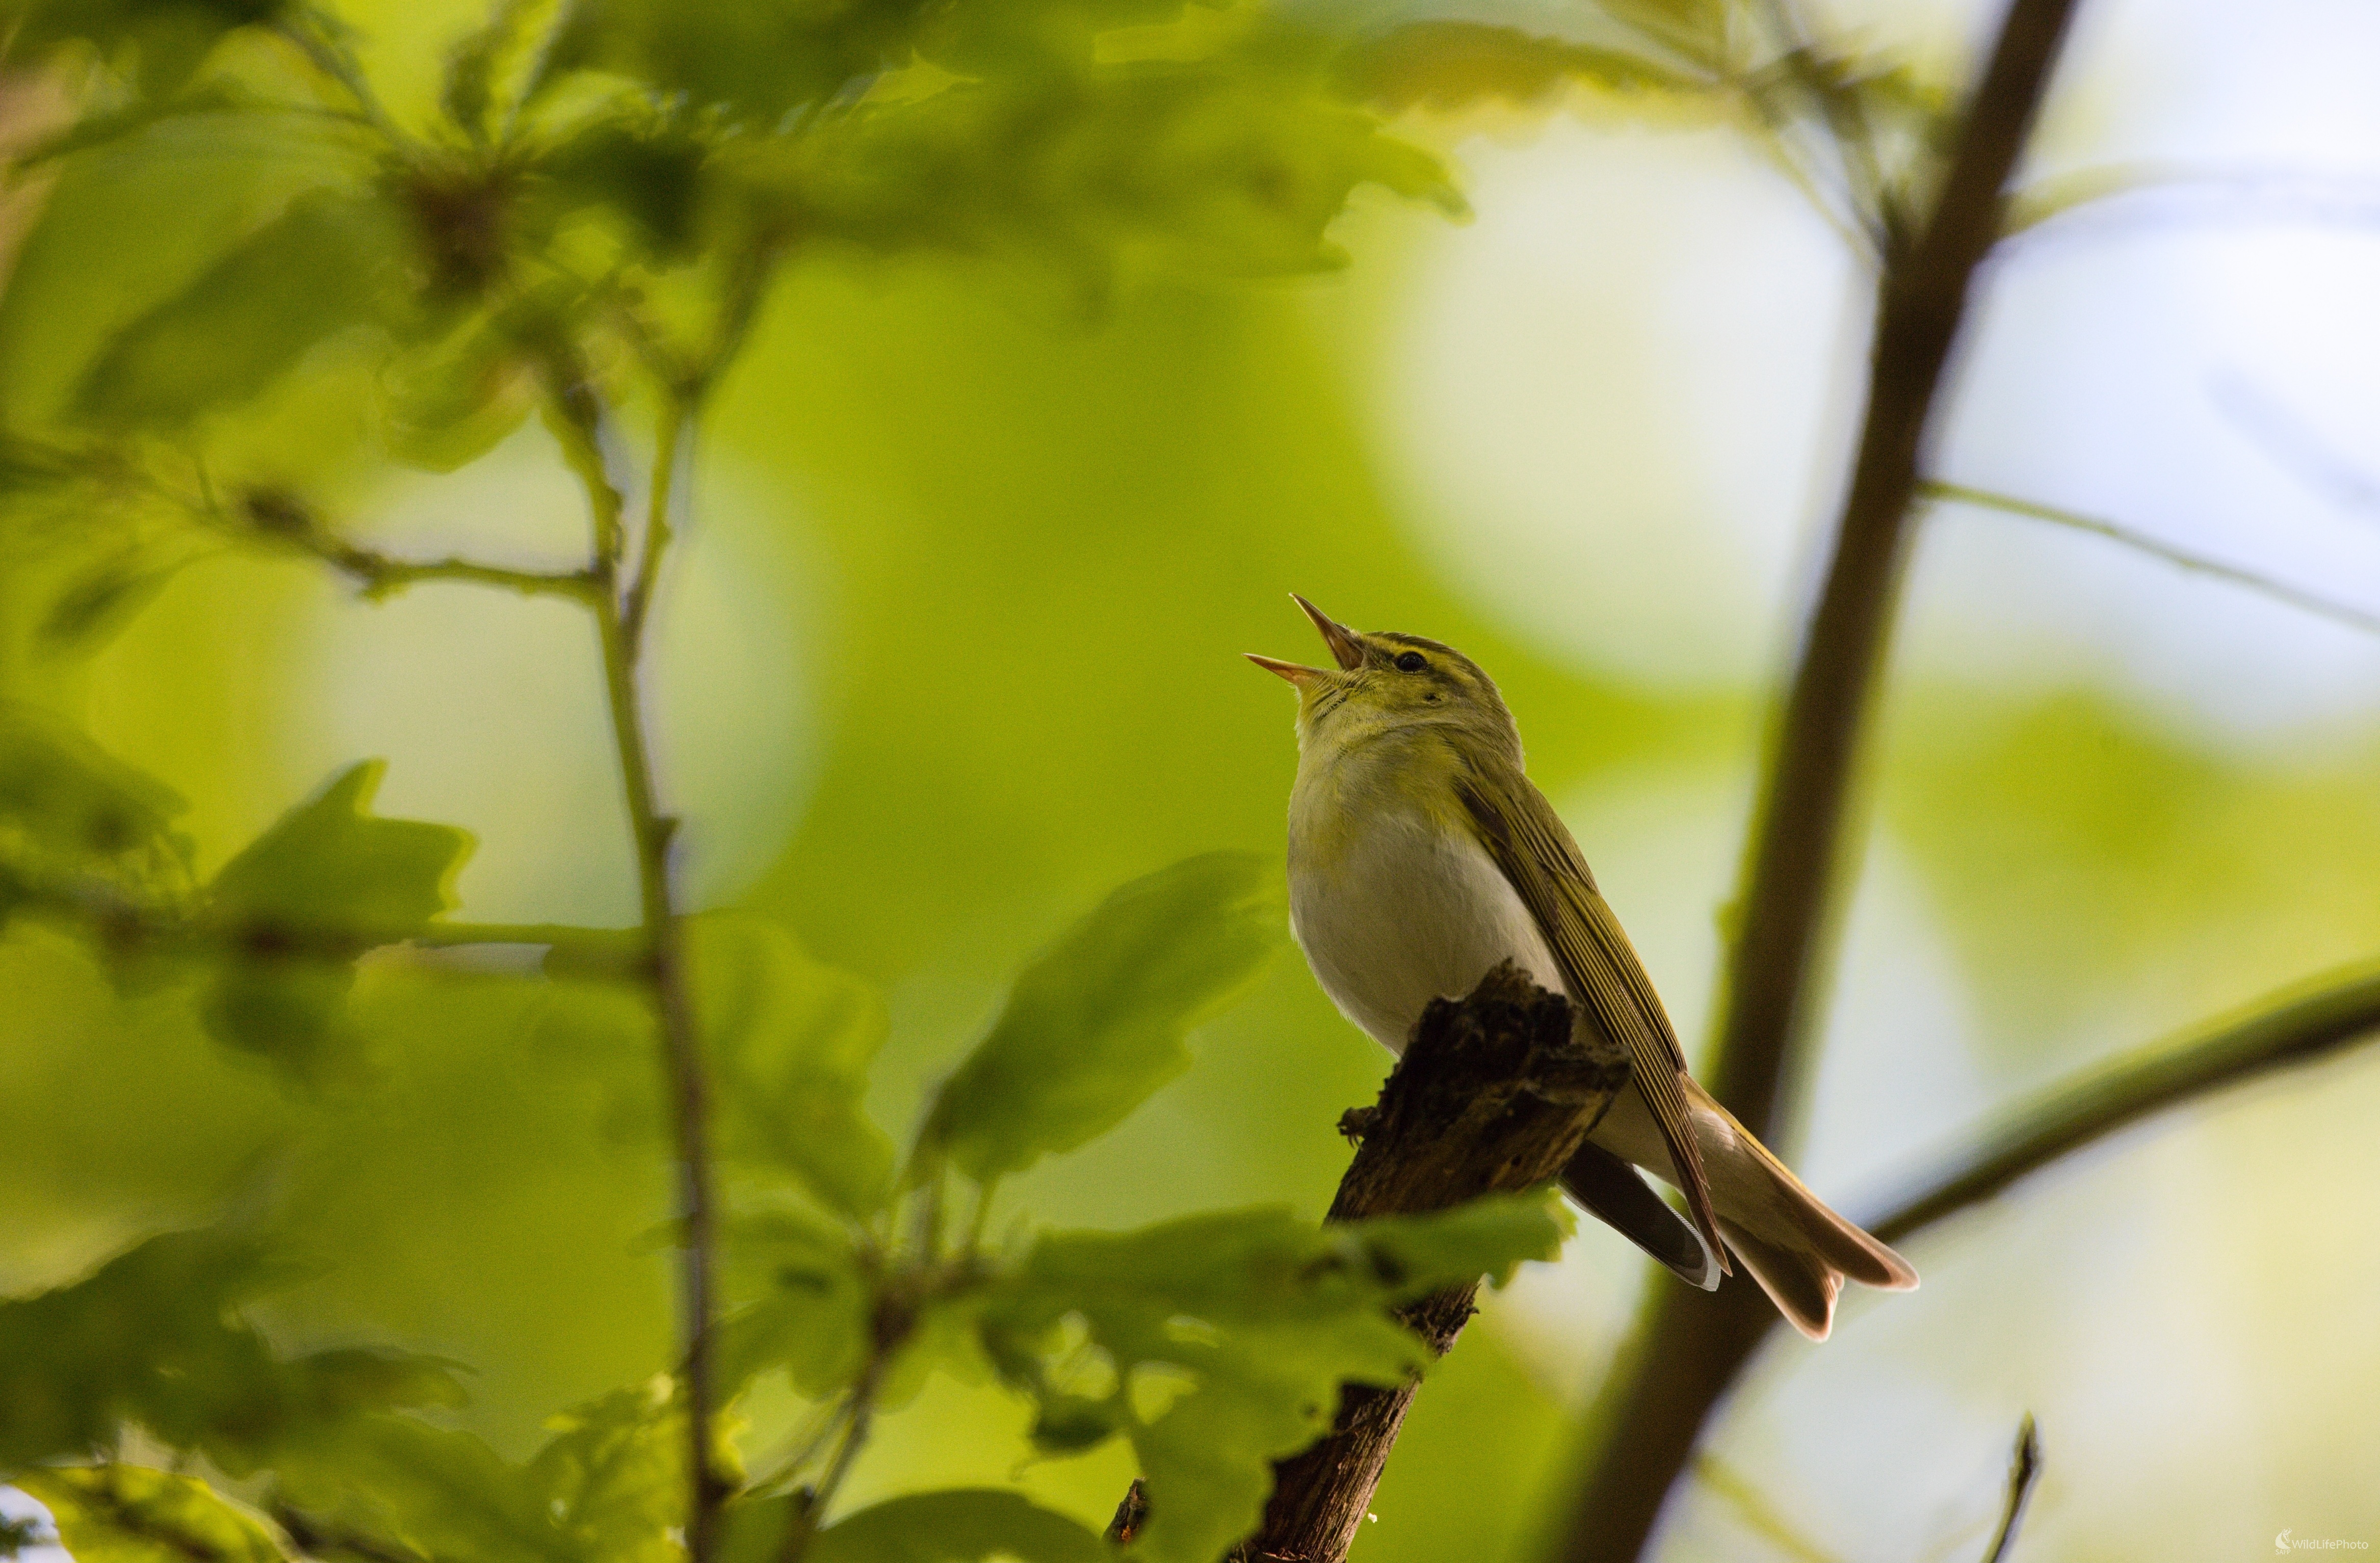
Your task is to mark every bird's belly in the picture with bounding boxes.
[1289,807,1563,1053]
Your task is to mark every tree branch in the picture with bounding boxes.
[1221,963,1627,1563]
[1979,1416,2042,1563]
[1556,3,2086,1560]
[545,361,725,1563]
[329,548,604,605]
[1921,481,2380,638]
[1562,956,2380,1563]
[1867,958,2380,1244]
[1712,0,2084,1142]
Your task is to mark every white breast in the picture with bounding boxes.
[1288,797,1563,1055]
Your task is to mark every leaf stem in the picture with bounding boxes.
[623,401,688,651]
[782,1357,885,1563]
[546,355,725,1562]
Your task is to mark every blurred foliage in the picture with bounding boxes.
[0,0,1638,1556]
[7,0,2376,1560]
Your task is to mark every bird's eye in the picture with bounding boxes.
[1394,651,1426,672]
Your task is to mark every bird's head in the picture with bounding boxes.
[1248,595,1521,762]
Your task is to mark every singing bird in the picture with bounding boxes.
[1249,596,1915,1339]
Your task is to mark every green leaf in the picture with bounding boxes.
[977,1195,1567,1563]
[1596,0,1731,68]
[0,1228,467,1477]
[534,114,714,266]
[374,300,540,472]
[15,1465,292,1563]
[1331,22,1719,117]
[808,1490,1108,1563]
[277,1381,699,1563]
[72,192,398,430]
[277,1415,572,1563]
[920,852,1280,1185]
[1,0,296,98]
[0,706,188,878]
[525,1377,685,1563]
[689,914,897,1215]
[36,553,185,655]
[199,761,474,1081]
[211,758,472,940]
[442,0,564,140]
[536,0,936,125]
[734,63,1461,292]
[716,1210,869,1399]
[917,0,1190,76]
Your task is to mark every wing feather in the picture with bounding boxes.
[1458,762,1729,1270]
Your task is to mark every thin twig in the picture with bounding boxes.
[1979,1416,2042,1563]
[546,358,724,1563]
[1921,480,2380,638]
[1868,957,2380,1244]
[1555,4,2087,1560]
[330,547,605,604]
[621,402,688,651]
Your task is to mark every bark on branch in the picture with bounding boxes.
[1204,962,1626,1563]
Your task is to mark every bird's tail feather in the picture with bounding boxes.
[1689,1080,1918,1341]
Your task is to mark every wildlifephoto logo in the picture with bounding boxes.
[2278,1530,2370,1553]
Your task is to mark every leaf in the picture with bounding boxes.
[442,0,565,140]
[534,114,714,265]
[200,761,474,1082]
[808,1490,1108,1563]
[689,914,897,1216]
[1596,0,1731,68]
[535,0,937,125]
[715,1209,869,1399]
[277,1415,572,1563]
[0,707,188,874]
[525,1377,685,1563]
[276,1381,701,1563]
[374,300,540,472]
[0,1228,466,1477]
[73,192,399,430]
[919,853,1280,1186]
[36,554,185,654]
[2,0,297,98]
[15,1465,292,1563]
[1332,22,1719,117]
[917,0,1191,77]
[735,63,1462,293]
[976,1195,1567,1563]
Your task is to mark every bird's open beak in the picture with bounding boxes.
[1245,653,1323,684]
[1291,594,1366,670]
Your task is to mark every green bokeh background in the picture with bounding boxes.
[8,1,2380,1557]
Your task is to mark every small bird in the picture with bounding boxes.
[1250,595,1915,1340]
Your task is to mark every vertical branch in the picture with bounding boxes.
[544,356,725,1563]
[1711,0,2085,1137]
[1551,3,2086,1561]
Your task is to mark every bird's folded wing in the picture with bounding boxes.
[1457,764,1729,1271]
